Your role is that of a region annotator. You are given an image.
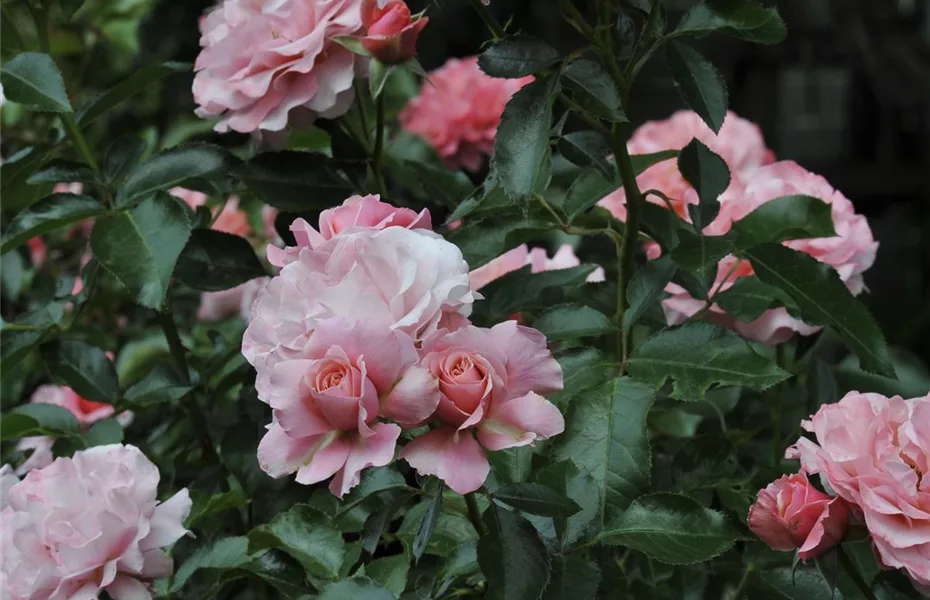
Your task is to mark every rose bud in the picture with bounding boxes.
[748,472,850,560]
[361,0,428,64]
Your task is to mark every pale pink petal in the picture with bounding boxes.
[381,366,440,425]
[400,427,490,494]
[143,489,191,549]
[328,423,401,497]
[257,423,318,478]
[488,321,563,397]
[477,392,565,451]
[105,575,153,600]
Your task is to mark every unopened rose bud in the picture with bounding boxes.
[360,0,428,64]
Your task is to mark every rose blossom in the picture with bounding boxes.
[748,472,850,559]
[268,194,431,267]
[197,277,270,322]
[470,243,606,291]
[399,57,532,171]
[360,0,427,64]
[400,321,564,494]
[243,225,476,378]
[170,187,252,237]
[1,444,191,600]
[787,391,930,589]
[193,0,365,136]
[257,317,437,496]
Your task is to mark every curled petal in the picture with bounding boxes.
[400,427,489,494]
[477,392,565,451]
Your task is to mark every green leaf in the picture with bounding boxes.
[247,504,345,580]
[364,555,409,598]
[0,302,65,372]
[235,151,355,211]
[1,52,72,112]
[678,138,729,227]
[175,230,267,292]
[669,229,734,275]
[558,131,613,179]
[631,150,680,175]
[118,144,237,207]
[412,484,443,563]
[563,170,616,221]
[479,35,561,78]
[744,243,894,377]
[188,489,249,528]
[369,60,396,99]
[336,468,411,516]
[562,59,626,122]
[494,482,582,517]
[747,567,847,599]
[2,403,80,439]
[626,322,790,401]
[492,75,557,201]
[40,339,119,404]
[553,377,654,524]
[640,202,682,251]
[541,555,601,600]
[123,362,192,406]
[172,536,251,592]
[318,578,394,600]
[83,418,123,447]
[713,275,796,321]
[26,160,97,185]
[667,41,728,134]
[676,0,787,45]
[90,194,192,309]
[732,195,837,247]
[624,256,676,329]
[533,304,616,341]
[478,505,551,600]
[1,194,103,255]
[600,493,740,564]
[478,264,598,322]
[104,136,148,184]
[77,62,189,125]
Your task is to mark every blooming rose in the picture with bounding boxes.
[243,225,475,378]
[197,277,270,322]
[1,444,191,600]
[360,0,427,64]
[193,0,365,135]
[748,472,850,560]
[787,392,930,589]
[470,243,606,291]
[170,187,251,237]
[268,194,431,267]
[400,321,564,494]
[257,318,437,496]
[399,57,532,171]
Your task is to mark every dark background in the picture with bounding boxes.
[133,0,930,362]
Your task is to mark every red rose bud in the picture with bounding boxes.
[361,0,428,64]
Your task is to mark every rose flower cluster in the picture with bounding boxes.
[242,195,565,496]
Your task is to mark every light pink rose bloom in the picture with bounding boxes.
[470,243,605,291]
[268,194,431,267]
[360,0,427,64]
[1,444,191,600]
[598,110,771,222]
[787,392,930,589]
[399,57,533,171]
[244,226,475,376]
[748,472,850,560]
[257,318,436,496]
[170,187,252,237]
[197,277,270,322]
[193,0,365,135]
[400,321,564,494]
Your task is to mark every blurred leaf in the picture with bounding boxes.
[733,195,836,247]
[631,150,680,174]
[478,264,597,321]
[745,243,895,377]
[624,256,676,329]
[1,52,72,113]
[413,483,443,563]
[478,505,551,600]
[747,567,846,599]
[713,275,796,321]
[541,555,600,600]
[40,339,119,404]
[369,60,396,99]
[562,59,626,122]
[0,302,65,372]
[318,578,394,600]
[667,41,727,134]
[0,194,103,255]
[248,504,345,580]
[640,202,682,251]
[83,418,123,447]
[600,493,740,564]
[235,151,355,211]
[123,362,192,407]
[533,304,616,341]
[175,230,267,292]
[104,136,148,184]
[337,468,411,516]
[675,0,787,45]
[90,194,192,309]
[76,62,189,126]
[559,131,613,179]
[553,377,654,524]
[172,536,251,592]
[363,555,409,598]
[2,403,80,439]
[188,489,249,528]
[494,482,582,517]
[562,170,616,221]
[26,160,97,185]
[479,35,561,78]
[678,138,729,228]
[627,322,790,401]
[117,144,237,207]
[493,75,558,202]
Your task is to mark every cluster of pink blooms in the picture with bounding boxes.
[0,444,191,600]
[241,194,566,496]
[599,110,878,345]
[749,391,930,592]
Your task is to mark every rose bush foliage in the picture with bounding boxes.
[1,0,927,598]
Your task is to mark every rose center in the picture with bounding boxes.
[315,364,348,393]
[902,454,924,489]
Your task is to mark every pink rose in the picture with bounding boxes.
[193,0,364,135]
[244,226,475,376]
[1,444,191,600]
[470,243,606,291]
[748,472,850,560]
[787,391,930,589]
[400,321,564,494]
[399,57,532,171]
[262,205,281,245]
[257,318,436,496]
[269,194,431,267]
[197,277,270,322]
[360,0,428,64]
[170,187,252,237]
